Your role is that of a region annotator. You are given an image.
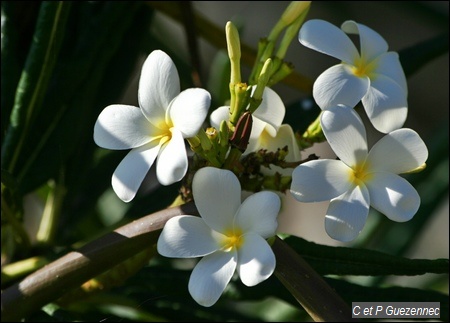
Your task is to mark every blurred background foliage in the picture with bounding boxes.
[1,1,448,321]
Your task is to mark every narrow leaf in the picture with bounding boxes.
[284,236,449,276]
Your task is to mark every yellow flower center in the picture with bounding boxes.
[221,228,244,252]
[349,162,373,185]
[349,56,378,78]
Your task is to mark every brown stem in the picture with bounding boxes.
[272,236,357,322]
[1,201,354,322]
[0,202,199,322]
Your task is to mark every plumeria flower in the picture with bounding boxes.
[94,50,211,202]
[157,167,280,307]
[210,87,285,155]
[290,105,428,242]
[299,19,408,133]
[254,124,301,176]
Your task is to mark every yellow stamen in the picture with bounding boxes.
[221,228,244,252]
[349,56,377,78]
[349,162,372,185]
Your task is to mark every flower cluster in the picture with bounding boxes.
[93,1,428,307]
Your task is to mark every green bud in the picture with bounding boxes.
[197,129,213,151]
[253,58,273,101]
[226,21,241,85]
[219,120,229,148]
[281,1,311,27]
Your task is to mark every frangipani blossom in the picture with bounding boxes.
[299,19,408,133]
[157,167,280,307]
[94,50,211,202]
[255,124,301,177]
[210,87,285,155]
[290,105,428,242]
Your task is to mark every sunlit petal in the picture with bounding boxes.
[192,167,241,233]
[290,160,354,202]
[252,87,285,136]
[94,105,157,149]
[111,142,160,202]
[138,50,180,124]
[313,65,369,109]
[367,129,428,174]
[366,172,420,222]
[157,215,224,257]
[188,250,237,307]
[341,20,388,62]
[299,19,359,64]
[235,191,280,238]
[156,128,187,186]
[362,75,408,133]
[210,106,230,129]
[237,233,276,286]
[169,88,211,137]
[321,106,368,167]
[373,52,407,95]
[325,184,370,242]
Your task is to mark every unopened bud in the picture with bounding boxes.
[230,112,253,153]
[281,1,311,27]
[226,21,241,84]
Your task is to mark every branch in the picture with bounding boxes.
[1,201,354,322]
[272,236,356,322]
[1,201,199,322]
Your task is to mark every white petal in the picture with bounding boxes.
[210,106,230,129]
[94,105,157,149]
[325,184,370,242]
[367,129,428,174]
[244,117,268,155]
[321,106,368,167]
[156,128,187,185]
[275,124,302,162]
[237,233,276,286]
[362,75,408,133]
[138,50,180,124]
[366,172,420,222]
[246,124,301,164]
[192,167,242,233]
[299,19,359,64]
[341,21,388,63]
[157,215,223,258]
[188,250,237,307]
[373,52,407,95]
[313,65,369,110]
[290,160,354,202]
[235,191,280,238]
[169,88,211,138]
[112,142,160,202]
[252,87,285,136]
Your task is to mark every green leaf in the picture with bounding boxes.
[284,236,449,276]
[326,277,449,322]
[1,1,72,174]
[10,2,147,195]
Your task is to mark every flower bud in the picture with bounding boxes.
[230,112,253,153]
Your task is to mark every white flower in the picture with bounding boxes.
[94,50,211,202]
[210,87,285,155]
[157,167,280,307]
[289,105,428,242]
[253,124,301,177]
[299,19,408,133]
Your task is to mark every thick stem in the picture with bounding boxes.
[0,202,199,322]
[272,236,357,322]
